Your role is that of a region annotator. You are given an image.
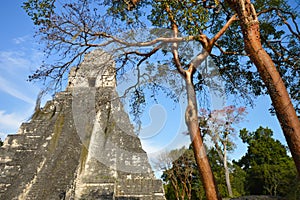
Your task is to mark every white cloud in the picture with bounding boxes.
[0,44,42,104]
[0,76,35,104]
[141,132,190,157]
[12,35,31,45]
[0,37,42,137]
[0,110,29,134]
[141,140,162,154]
[0,49,43,78]
[0,51,31,70]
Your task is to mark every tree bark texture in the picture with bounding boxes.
[185,70,222,200]
[227,0,300,174]
[223,146,233,197]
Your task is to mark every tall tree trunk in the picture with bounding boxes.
[223,144,233,197]
[185,70,222,200]
[169,172,180,200]
[187,179,192,200]
[227,0,300,174]
[213,137,233,197]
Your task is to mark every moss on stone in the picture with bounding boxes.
[31,102,56,121]
[49,114,65,153]
[79,145,89,173]
[78,123,93,173]
[84,123,93,143]
[31,109,42,120]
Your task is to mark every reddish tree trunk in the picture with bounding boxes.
[227,0,300,174]
[185,70,222,200]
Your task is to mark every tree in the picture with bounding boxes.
[117,0,300,175]
[208,147,246,197]
[152,147,196,200]
[237,126,298,196]
[163,148,197,200]
[22,0,300,199]
[199,106,247,197]
[157,146,246,199]
[230,163,246,197]
[223,0,300,175]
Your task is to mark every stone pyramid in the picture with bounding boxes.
[0,50,165,200]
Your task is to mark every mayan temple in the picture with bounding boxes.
[0,50,165,200]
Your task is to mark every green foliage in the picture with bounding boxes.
[22,0,299,111]
[208,148,228,197]
[163,183,178,200]
[129,87,146,128]
[148,0,214,35]
[101,0,151,24]
[208,148,246,197]
[161,146,246,199]
[285,178,300,200]
[230,163,247,197]
[210,0,299,110]
[22,0,55,26]
[236,126,298,196]
[162,126,297,199]
[161,147,199,199]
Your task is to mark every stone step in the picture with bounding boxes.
[54,91,72,102]
[0,148,39,167]
[0,153,31,165]
[116,179,164,196]
[0,164,21,182]
[0,155,13,164]
[2,134,45,149]
[0,148,16,163]
[0,183,11,193]
[17,122,51,134]
[77,182,115,199]
[16,122,35,135]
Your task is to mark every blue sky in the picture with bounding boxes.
[0,1,289,161]
[0,1,41,137]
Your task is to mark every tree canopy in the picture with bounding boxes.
[159,146,246,199]
[237,126,299,197]
[161,127,299,199]
[199,105,247,197]
[22,0,299,110]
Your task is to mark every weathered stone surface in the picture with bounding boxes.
[0,49,165,200]
[230,195,286,200]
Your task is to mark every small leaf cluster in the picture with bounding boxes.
[23,0,55,26]
[148,0,219,35]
